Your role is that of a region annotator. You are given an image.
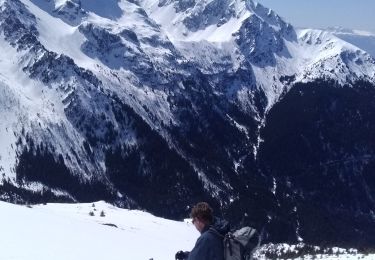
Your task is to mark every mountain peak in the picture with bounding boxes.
[30,0,124,21]
[137,0,292,42]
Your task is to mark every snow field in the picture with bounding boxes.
[0,201,198,260]
[1,201,375,260]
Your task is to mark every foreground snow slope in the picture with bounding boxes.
[1,200,374,260]
[0,201,197,260]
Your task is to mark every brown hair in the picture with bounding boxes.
[190,202,213,224]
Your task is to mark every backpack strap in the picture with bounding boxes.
[208,227,225,239]
[224,233,234,256]
[209,227,238,257]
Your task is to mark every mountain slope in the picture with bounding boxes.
[0,0,375,248]
[326,27,375,59]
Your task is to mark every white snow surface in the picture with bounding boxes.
[0,200,198,260]
[1,200,374,260]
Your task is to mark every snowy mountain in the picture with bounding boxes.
[325,27,375,58]
[0,0,375,249]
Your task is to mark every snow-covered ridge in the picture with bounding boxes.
[135,0,375,109]
[137,0,292,42]
[296,29,375,83]
[19,0,375,111]
[0,200,197,260]
[324,27,375,59]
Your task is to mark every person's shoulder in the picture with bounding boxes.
[207,227,225,239]
[195,229,216,244]
[211,218,230,235]
[200,228,223,243]
[199,230,212,240]
[192,231,211,249]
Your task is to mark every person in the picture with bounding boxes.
[175,202,229,260]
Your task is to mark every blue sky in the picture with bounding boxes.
[256,0,375,33]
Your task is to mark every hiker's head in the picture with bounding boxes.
[190,202,213,232]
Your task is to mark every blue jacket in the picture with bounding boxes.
[187,218,229,260]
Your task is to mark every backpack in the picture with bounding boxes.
[223,226,260,260]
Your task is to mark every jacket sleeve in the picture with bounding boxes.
[183,251,190,259]
[187,237,209,260]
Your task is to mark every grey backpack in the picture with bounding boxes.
[223,227,259,260]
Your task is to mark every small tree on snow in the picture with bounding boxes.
[100,210,105,217]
